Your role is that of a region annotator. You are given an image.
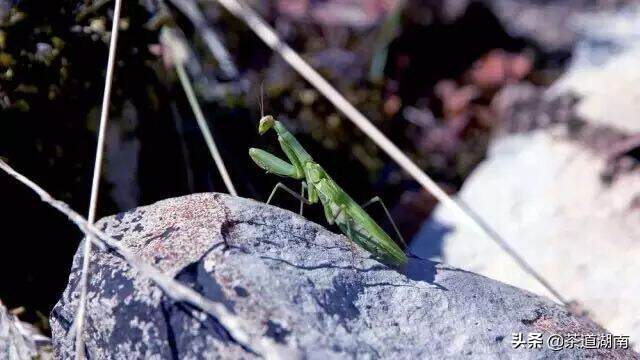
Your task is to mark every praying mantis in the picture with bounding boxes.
[249,114,408,266]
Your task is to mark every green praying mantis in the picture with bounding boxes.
[249,114,408,266]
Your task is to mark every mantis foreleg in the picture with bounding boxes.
[361,196,406,247]
[249,148,303,179]
[267,182,311,215]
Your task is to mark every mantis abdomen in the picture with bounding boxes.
[316,179,407,265]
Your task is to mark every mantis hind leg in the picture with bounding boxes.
[267,182,310,215]
[361,196,406,247]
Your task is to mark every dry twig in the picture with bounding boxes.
[0,160,288,359]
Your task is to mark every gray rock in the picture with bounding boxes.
[0,299,52,360]
[51,193,636,359]
[411,129,640,350]
[412,6,640,344]
[550,6,640,134]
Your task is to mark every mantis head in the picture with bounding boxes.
[258,115,276,135]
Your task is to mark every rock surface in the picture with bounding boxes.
[550,6,640,134]
[411,130,640,348]
[50,193,636,359]
[412,8,640,348]
[0,299,52,359]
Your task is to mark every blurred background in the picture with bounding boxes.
[1,0,639,345]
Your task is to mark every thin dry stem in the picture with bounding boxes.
[76,0,124,357]
[0,160,289,359]
[162,28,239,197]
